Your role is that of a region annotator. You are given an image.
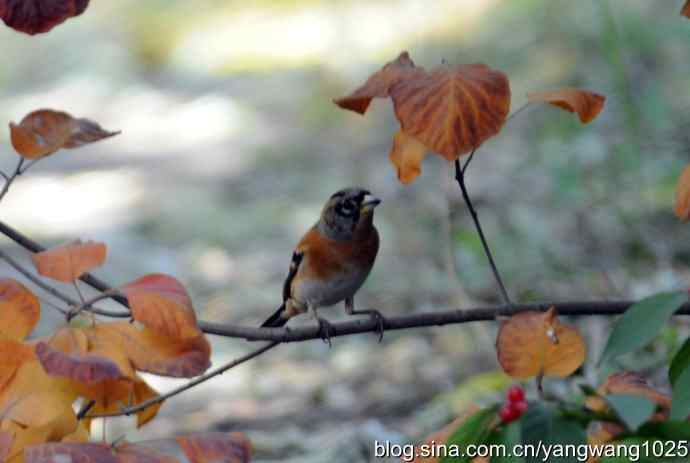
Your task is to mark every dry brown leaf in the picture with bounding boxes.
[0,279,40,341]
[391,62,511,161]
[682,1,690,18]
[177,432,251,463]
[334,51,426,114]
[85,322,211,378]
[0,0,89,35]
[389,130,428,184]
[496,307,586,379]
[121,274,200,340]
[675,165,690,222]
[527,87,605,124]
[9,109,119,159]
[31,240,106,283]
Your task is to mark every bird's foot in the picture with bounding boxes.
[354,309,386,342]
[316,317,335,347]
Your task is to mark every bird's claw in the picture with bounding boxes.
[317,317,335,347]
[368,310,386,342]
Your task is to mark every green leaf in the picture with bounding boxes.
[638,420,690,440]
[439,407,497,463]
[671,365,690,420]
[490,421,525,463]
[606,394,655,430]
[669,337,690,385]
[599,291,687,365]
[520,402,587,463]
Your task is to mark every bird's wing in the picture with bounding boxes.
[282,250,304,302]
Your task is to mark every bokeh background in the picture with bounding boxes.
[1,0,690,461]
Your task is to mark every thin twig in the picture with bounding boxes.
[76,400,96,420]
[454,157,512,305]
[506,102,531,124]
[0,158,24,203]
[86,342,280,419]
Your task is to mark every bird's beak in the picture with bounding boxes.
[361,194,382,210]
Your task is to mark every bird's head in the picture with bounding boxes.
[319,187,381,240]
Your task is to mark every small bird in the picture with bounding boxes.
[261,187,384,344]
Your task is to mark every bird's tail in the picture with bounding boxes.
[260,303,288,328]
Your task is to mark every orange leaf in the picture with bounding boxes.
[85,322,211,378]
[25,443,117,463]
[0,340,36,391]
[682,1,690,18]
[82,375,161,430]
[334,51,426,115]
[0,279,40,341]
[527,87,605,124]
[122,274,200,340]
[176,432,251,463]
[9,109,119,159]
[390,62,511,161]
[388,130,428,184]
[31,240,106,283]
[0,0,89,35]
[496,307,586,379]
[675,165,690,222]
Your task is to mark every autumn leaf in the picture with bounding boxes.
[121,274,201,340]
[0,0,89,35]
[675,165,690,222]
[527,87,605,124]
[496,307,586,379]
[177,432,252,463]
[85,322,211,378]
[31,240,106,283]
[0,279,40,341]
[410,407,481,463]
[682,1,690,18]
[388,130,428,184]
[35,332,129,385]
[0,429,13,462]
[334,51,425,114]
[82,375,161,430]
[113,442,181,463]
[390,62,510,161]
[0,340,36,392]
[10,109,119,159]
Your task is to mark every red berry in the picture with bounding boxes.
[511,400,528,416]
[499,403,519,423]
[507,385,525,403]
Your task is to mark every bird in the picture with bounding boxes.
[260,187,384,345]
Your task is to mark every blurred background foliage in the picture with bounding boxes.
[1,0,690,461]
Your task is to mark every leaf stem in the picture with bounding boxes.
[454,155,512,305]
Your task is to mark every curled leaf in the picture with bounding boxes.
[31,240,106,283]
[585,372,670,422]
[122,274,200,340]
[35,339,126,385]
[496,307,586,379]
[334,51,425,114]
[0,0,89,35]
[10,109,119,159]
[0,278,40,341]
[527,87,605,124]
[389,130,428,184]
[682,1,690,18]
[675,165,690,222]
[177,432,252,463]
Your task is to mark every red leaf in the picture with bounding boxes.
[25,442,117,463]
[0,0,89,35]
[682,1,690,18]
[527,87,606,124]
[122,274,201,340]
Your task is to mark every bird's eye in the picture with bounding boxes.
[338,200,356,216]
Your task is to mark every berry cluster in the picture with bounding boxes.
[499,385,528,423]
